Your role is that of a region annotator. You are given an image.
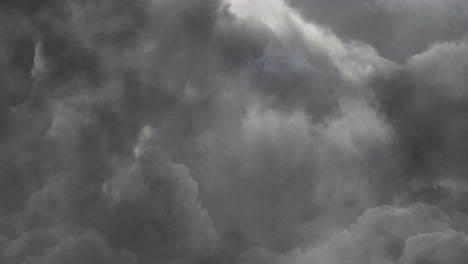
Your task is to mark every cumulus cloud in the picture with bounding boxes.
[373,36,468,210]
[289,0,468,61]
[101,126,216,263]
[238,203,468,264]
[400,230,468,264]
[3,230,137,264]
[0,125,216,264]
[0,0,467,263]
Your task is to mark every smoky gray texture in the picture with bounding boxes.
[0,0,467,264]
[289,0,468,62]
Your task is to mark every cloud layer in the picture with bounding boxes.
[0,0,467,263]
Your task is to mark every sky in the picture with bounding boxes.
[0,0,468,263]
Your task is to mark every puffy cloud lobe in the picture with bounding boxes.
[192,95,400,253]
[3,230,137,264]
[288,0,468,61]
[101,126,216,263]
[12,126,216,264]
[230,0,394,82]
[348,204,450,261]
[32,231,136,264]
[238,204,468,264]
[401,230,468,264]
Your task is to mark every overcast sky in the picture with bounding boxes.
[0,0,468,263]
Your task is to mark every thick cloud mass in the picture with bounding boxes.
[0,0,467,263]
[238,203,468,264]
[289,0,468,62]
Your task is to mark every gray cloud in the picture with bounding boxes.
[373,36,468,211]
[238,203,468,264]
[0,0,467,263]
[1,125,216,264]
[289,0,468,61]
[400,230,468,264]
[3,230,137,264]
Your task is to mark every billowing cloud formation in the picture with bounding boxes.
[4,230,137,264]
[238,203,468,264]
[1,125,215,264]
[374,35,468,210]
[101,126,216,263]
[0,0,467,263]
[289,0,468,61]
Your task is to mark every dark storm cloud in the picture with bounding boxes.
[238,203,468,264]
[5,126,215,264]
[3,230,137,264]
[1,0,224,263]
[187,0,404,256]
[288,0,468,61]
[1,0,468,264]
[0,13,34,108]
[373,36,468,211]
